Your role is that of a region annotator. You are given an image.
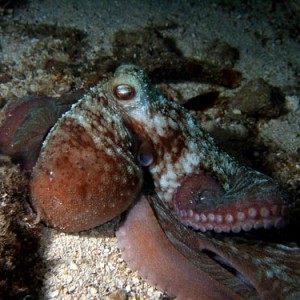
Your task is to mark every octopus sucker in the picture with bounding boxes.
[172,171,288,233]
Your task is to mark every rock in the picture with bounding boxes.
[107,289,127,300]
[203,39,240,68]
[230,78,286,118]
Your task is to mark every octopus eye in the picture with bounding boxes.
[114,84,135,100]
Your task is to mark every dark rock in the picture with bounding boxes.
[183,91,220,111]
[0,72,11,83]
[0,98,6,109]
[110,26,242,88]
[0,63,11,84]
[112,27,182,63]
[203,39,240,68]
[230,78,286,118]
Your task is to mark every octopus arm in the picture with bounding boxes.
[151,194,300,300]
[0,91,83,171]
[116,196,243,300]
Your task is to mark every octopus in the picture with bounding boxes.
[0,65,299,299]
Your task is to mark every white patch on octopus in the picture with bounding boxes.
[167,117,179,130]
[177,149,201,174]
[153,115,168,136]
[156,165,181,201]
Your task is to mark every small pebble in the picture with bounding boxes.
[89,286,98,296]
[125,285,132,293]
[107,289,127,300]
[69,261,78,270]
[63,274,73,284]
[132,276,140,285]
[232,108,242,115]
[68,285,76,293]
[47,289,60,298]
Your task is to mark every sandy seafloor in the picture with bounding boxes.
[0,1,300,299]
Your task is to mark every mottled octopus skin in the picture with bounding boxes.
[107,64,290,233]
[30,86,142,232]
